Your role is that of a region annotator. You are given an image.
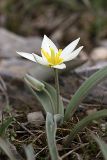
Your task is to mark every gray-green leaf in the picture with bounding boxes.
[64,66,107,121]
[0,138,22,160]
[0,117,13,136]
[25,144,35,160]
[44,82,64,116]
[46,112,60,160]
[25,79,54,114]
[92,134,107,160]
[25,78,64,115]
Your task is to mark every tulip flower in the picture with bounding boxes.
[17,35,83,69]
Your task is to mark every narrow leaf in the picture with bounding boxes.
[25,144,35,160]
[92,134,107,160]
[0,117,13,136]
[0,138,22,160]
[44,82,64,116]
[46,112,60,160]
[54,114,63,124]
[64,109,107,146]
[64,66,107,121]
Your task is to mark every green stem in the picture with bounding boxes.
[54,69,60,114]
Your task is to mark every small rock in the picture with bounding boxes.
[91,47,107,61]
[27,111,44,126]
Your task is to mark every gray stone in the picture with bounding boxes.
[27,111,44,126]
[0,59,35,79]
[75,61,107,77]
[0,28,42,58]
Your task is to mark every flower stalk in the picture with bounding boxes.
[54,68,60,114]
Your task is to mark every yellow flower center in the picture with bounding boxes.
[41,47,63,66]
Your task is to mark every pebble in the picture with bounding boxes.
[27,111,45,126]
[91,47,107,61]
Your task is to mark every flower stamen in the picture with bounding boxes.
[41,48,63,66]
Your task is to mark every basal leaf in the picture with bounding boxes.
[44,82,64,116]
[92,134,107,160]
[25,144,35,160]
[46,112,60,160]
[0,138,22,160]
[64,66,107,121]
[0,117,13,136]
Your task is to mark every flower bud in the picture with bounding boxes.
[24,74,45,91]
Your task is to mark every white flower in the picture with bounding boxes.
[17,35,83,69]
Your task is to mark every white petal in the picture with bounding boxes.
[17,52,36,62]
[61,38,80,58]
[41,35,51,55]
[44,35,58,53]
[32,53,48,66]
[52,63,66,69]
[64,46,83,62]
